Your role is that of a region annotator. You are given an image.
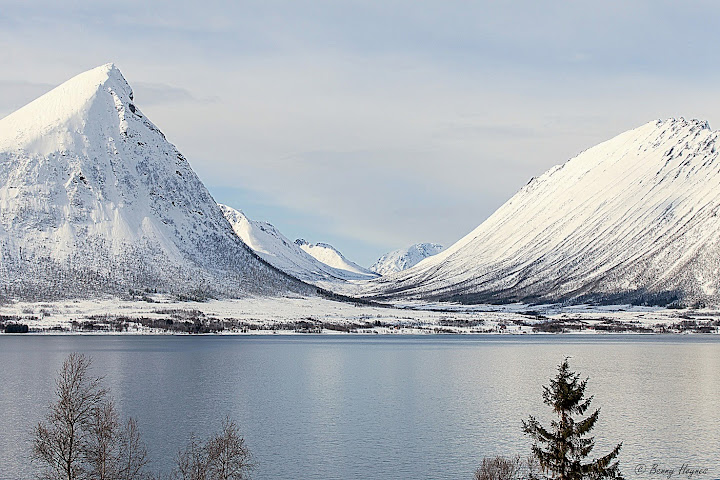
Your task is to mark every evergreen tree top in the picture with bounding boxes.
[523,358,623,480]
[543,358,594,417]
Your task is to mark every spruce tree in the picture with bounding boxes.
[522,358,623,480]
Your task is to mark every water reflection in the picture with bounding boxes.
[0,335,718,479]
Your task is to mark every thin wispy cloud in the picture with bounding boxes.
[133,82,218,106]
[2,1,720,265]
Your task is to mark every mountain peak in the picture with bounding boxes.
[315,242,339,252]
[88,63,133,99]
[82,62,122,83]
[371,243,445,276]
[296,240,377,277]
[0,62,137,154]
[0,65,314,300]
[656,117,711,130]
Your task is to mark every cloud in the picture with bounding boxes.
[133,82,218,106]
[4,1,720,264]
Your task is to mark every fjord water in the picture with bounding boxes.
[1,335,718,479]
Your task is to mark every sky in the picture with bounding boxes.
[2,1,720,266]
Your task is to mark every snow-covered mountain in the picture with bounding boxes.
[372,118,720,306]
[0,63,314,300]
[370,243,445,275]
[220,204,378,283]
[295,239,378,278]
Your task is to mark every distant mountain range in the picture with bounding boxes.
[220,202,442,282]
[370,243,444,275]
[295,239,377,278]
[370,118,720,306]
[0,64,314,300]
[220,204,377,284]
[4,64,720,306]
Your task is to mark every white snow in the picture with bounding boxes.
[5,65,718,310]
[220,204,378,283]
[371,118,720,305]
[1,297,717,335]
[0,63,315,300]
[371,243,445,275]
[295,239,378,278]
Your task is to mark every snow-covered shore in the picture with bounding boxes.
[1,296,718,335]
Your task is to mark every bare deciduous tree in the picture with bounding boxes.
[116,418,150,480]
[206,418,253,480]
[33,353,107,480]
[173,418,254,480]
[32,353,149,480]
[33,354,250,480]
[85,400,121,480]
[475,455,523,480]
[173,434,209,480]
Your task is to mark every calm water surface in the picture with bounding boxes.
[0,335,718,480]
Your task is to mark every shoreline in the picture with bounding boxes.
[1,296,719,335]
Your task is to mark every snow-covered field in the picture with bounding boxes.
[1,296,718,335]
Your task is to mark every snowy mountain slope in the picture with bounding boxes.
[295,239,378,278]
[0,63,315,300]
[220,204,378,283]
[371,118,720,305]
[370,243,444,275]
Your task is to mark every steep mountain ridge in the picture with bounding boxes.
[220,204,377,283]
[0,63,314,300]
[371,243,445,275]
[372,118,720,305]
[295,239,377,277]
